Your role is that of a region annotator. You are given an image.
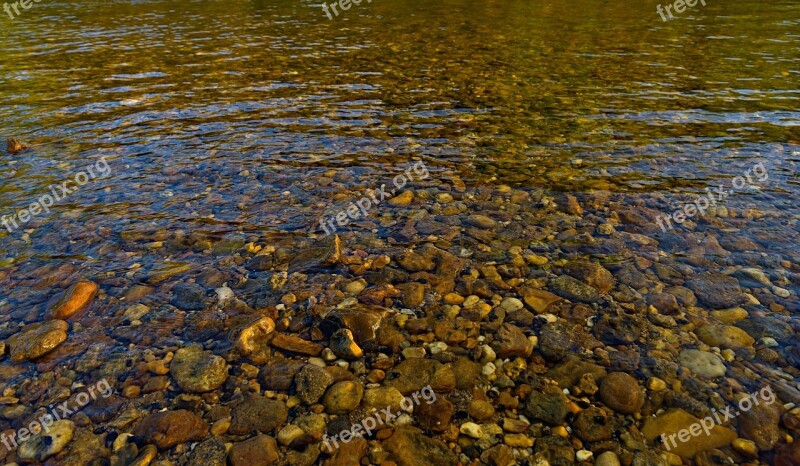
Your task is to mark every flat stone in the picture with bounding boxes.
[229,435,279,466]
[7,320,69,362]
[51,280,99,319]
[383,426,458,466]
[271,333,324,356]
[697,324,755,349]
[563,260,614,293]
[229,396,288,435]
[598,372,644,415]
[234,316,275,356]
[641,408,736,458]
[549,275,601,303]
[170,282,208,311]
[678,349,727,378]
[523,386,568,425]
[133,410,208,450]
[170,344,229,393]
[491,323,533,359]
[385,358,455,394]
[295,364,333,405]
[322,381,364,414]
[687,273,747,309]
[187,437,228,466]
[17,420,74,462]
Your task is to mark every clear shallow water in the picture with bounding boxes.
[0,0,799,462]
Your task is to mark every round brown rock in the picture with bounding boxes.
[598,372,644,415]
[133,410,209,450]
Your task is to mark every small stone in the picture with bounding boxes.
[295,364,334,405]
[710,307,748,324]
[460,422,484,439]
[383,426,458,466]
[388,190,414,206]
[524,386,568,425]
[732,438,759,458]
[344,279,367,295]
[123,304,151,320]
[429,342,448,355]
[170,344,229,393]
[468,400,496,421]
[647,377,667,392]
[234,316,275,356]
[697,324,755,349]
[229,396,288,435]
[641,408,736,458]
[229,434,280,466]
[7,320,69,362]
[499,297,524,312]
[594,451,621,466]
[17,420,74,462]
[323,381,363,414]
[563,260,614,293]
[465,214,496,229]
[549,275,601,304]
[504,433,533,448]
[402,347,427,359]
[416,397,453,432]
[492,323,533,359]
[51,280,99,319]
[330,329,363,360]
[133,410,208,450]
[678,349,727,378]
[170,282,208,311]
[576,450,593,462]
[687,273,747,309]
[187,437,228,466]
[271,333,324,356]
[598,372,644,415]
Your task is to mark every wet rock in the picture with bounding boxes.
[319,306,383,344]
[547,357,607,389]
[564,260,614,293]
[295,364,334,404]
[145,261,194,285]
[330,328,363,360]
[648,292,679,314]
[389,190,414,206]
[363,386,406,413]
[572,407,614,442]
[399,282,425,307]
[7,320,69,362]
[170,282,207,311]
[523,386,568,425]
[289,234,341,272]
[595,451,621,466]
[385,358,455,394]
[51,280,99,319]
[170,344,229,393]
[533,435,575,466]
[465,214,497,229]
[687,273,747,309]
[593,311,643,345]
[234,316,275,357]
[229,396,288,435]
[187,437,227,466]
[229,435,279,466]
[738,401,781,451]
[775,440,800,466]
[539,321,585,361]
[260,360,305,391]
[17,420,74,463]
[696,324,755,349]
[598,372,644,415]
[417,396,453,432]
[383,426,458,466]
[6,137,27,154]
[549,275,601,303]
[327,437,367,465]
[491,323,533,359]
[736,317,794,343]
[641,408,736,458]
[270,333,324,356]
[678,349,726,378]
[397,250,435,272]
[133,410,208,450]
[710,308,748,324]
[322,381,363,414]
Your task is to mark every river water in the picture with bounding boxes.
[1,0,799,464]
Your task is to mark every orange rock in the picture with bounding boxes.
[51,280,99,319]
